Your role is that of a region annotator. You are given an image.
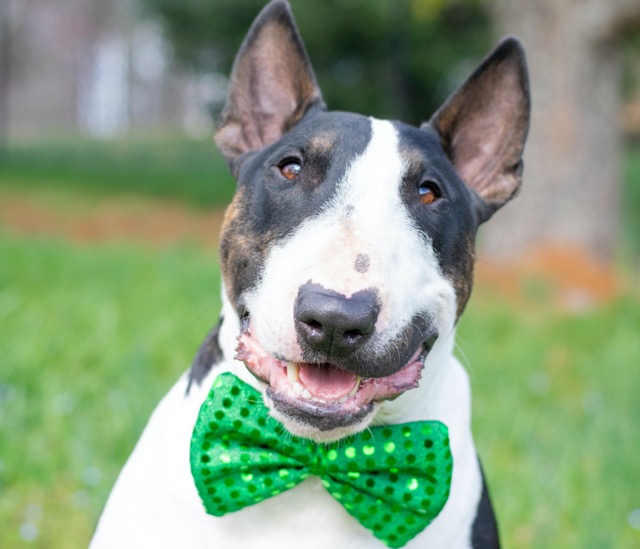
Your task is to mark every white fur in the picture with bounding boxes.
[90,120,482,548]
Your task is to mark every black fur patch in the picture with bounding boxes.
[471,463,501,548]
[187,318,224,393]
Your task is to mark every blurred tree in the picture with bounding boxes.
[0,0,9,151]
[143,0,491,124]
[482,0,640,262]
[621,27,640,135]
[145,0,640,262]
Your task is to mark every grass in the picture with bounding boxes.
[0,236,221,547]
[459,291,640,548]
[0,137,236,208]
[0,138,639,547]
[0,233,638,548]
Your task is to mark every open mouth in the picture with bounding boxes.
[234,324,427,431]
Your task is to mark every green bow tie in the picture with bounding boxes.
[190,373,453,548]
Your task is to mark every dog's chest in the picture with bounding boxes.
[199,478,380,547]
[91,357,483,549]
[180,480,475,549]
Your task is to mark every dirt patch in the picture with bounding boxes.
[0,192,225,249]
[476,244,621,311]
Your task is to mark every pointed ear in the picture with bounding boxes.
[215,0,325,173]
[426,37,530,223]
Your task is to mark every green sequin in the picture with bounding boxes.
[190,373,453,549]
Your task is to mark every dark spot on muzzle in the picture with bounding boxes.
[353,253,370,274]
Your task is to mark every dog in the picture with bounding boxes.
[90,1,529,547]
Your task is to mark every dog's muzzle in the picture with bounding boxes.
[235,327,431,433]
[235,294,438,435]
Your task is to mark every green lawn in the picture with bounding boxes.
[0,137,235,208]
[461,291,640,548]
[1,138,639,547]
[0,236,221,547]
[0,233,638,548]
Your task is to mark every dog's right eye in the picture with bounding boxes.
[279,160,302,181]
[418,180,441,205]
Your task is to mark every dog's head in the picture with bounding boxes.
[212,0,529,442]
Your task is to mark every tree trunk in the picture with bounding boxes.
[480,0,640,263]
[0,0,9,152]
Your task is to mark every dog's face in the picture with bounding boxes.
[214,1,529,442]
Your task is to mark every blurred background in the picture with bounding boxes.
[0,0,639,547]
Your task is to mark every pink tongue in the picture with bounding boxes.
[298,363,358,400]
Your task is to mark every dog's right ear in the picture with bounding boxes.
[426,37,530,223]
[215,0,325,174]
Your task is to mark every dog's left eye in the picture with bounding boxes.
[279,160,302,180]
[418,181,441,205]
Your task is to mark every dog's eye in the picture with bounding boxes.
[418,181,440,205]
[279,160,302,180]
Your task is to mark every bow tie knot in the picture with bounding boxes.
[191,373,453,548]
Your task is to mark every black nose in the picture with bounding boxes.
[294,282,380,357]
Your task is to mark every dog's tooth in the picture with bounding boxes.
[292,382,303,395]
[338,396,348,404]
[287,362,299,383]
[302,388,311,399]
[347,376,361,398]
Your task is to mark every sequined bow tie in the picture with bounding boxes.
[190,373,453,548]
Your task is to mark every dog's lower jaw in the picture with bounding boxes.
[266,391,378,442]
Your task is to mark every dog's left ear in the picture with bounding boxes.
[426,37,530,223]
[215,0,325,174]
